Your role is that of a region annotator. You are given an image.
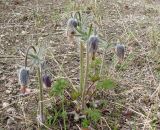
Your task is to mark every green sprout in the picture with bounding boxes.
[50,79,68,130]
[85,108,101,123]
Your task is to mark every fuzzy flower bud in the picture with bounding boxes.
[67,18,78,28]
[42,74,52,88]
[66,18,78,43]
[18,67,29,87]
[88,35,99,60]
[115,44,125,63]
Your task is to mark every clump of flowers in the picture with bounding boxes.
[115,44,125,63]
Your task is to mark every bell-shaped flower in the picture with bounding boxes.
[42,74,52,88]
[66,18,78,43]
[88,35,99,60]
[115,44,125,63]
[18,67,31,94]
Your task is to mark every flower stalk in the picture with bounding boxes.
[24,45,44,128]
[80,40,84,94]
[82,40,90,109]
[19,46,37,94]
[37,65,44,126]
[25,46,37,68]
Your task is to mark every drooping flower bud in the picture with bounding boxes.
[88,35,99,60]
[115,44,125,63]
[18,67,29,87]
[66,18,78,43]
[67,18,78,28]
[42,74,52,88]
[18,67,30,94]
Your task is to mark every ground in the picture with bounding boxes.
[0,0,160,130]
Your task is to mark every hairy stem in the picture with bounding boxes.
[82,42,89,109]
[62,93,66,130]
[37,65,44,126]
[80,41,84,94]
[25,45,37,68]
[100,49,106,76]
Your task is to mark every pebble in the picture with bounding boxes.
[6,90,12,94]
[2,102,9,108]
[6,107,16,115]
[7,117,16,126]
[157,112,160,119]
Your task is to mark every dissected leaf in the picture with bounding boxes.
[90,58,102,68]
[89,74,100,82]
[85,108,101,122]
[61,110,67,119]
[82,119,90,128]
[71,91,81,100]
[50,79,68,96]
[96,78,116,90]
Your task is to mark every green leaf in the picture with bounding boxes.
[82,119,90,128]
[89,74,100,82]
[74,11,82,23]
[85,108,101,122]
[96,79,116,90]
[47,115,54,125]
[87,24,93,37]
[50,79,68,96]
[28,53,39,60]
[71,91,81,100]
[61,110,67,119]
[90,58,102,68]
[46,107,62,126]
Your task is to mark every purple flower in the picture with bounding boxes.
[67,18,78,28]
[18,67,29,87]
[66,18,78,38]
[115,44,125,62]
[88,35,99,60]
[42,75,52,88]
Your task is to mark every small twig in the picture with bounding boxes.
[37,119,52,130]
[100,48,106,76]
[110,101,146,118]
[76,124,81,130]
[101,117,112,130]
[88,88,97,101]
[0,56,23,59]
[85,82,95,96]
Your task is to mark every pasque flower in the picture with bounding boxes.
[66,18,78,43]
[18,67,30,94]
[88,35,99,60]
[115,44,125,63]
[42,74,52,88]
